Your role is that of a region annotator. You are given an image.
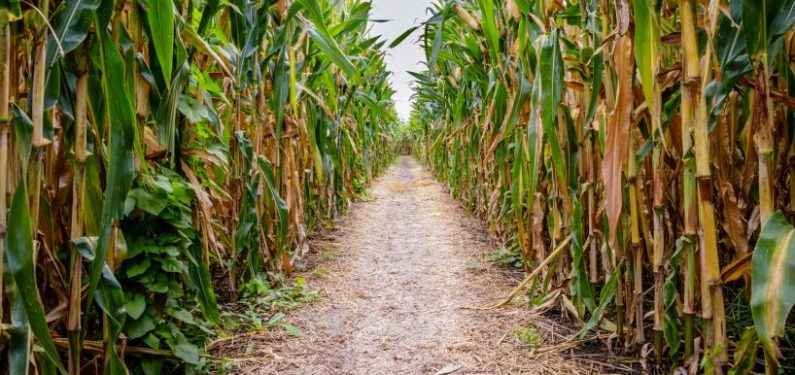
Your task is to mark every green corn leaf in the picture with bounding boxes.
[145,0,175,85]
[513,0,530,13]
[0,0,21,20]
[526,78,541,210]
[539,30,567,188]
[633,0,659,114]
[296,0,356,76]
[305,26,356,77]
[570,199,596,315]
[770,1,795,38]
[187,259,220,325]
[751,211,795,365]
[46,0,101,65]
[155,63,190,162]
[428,0,454,68]
[743,0,795,58]
[258,157,290,249]
[733,327,760,375]
[511,130,524,225]
[307,117,326,186]
[6,180,66,373]
[356,91,393,121]
[197,0,221,35]
[7,279,31,375]
[578,268,618,338]
[82,23,137,375]
[476,0,500,62]
[11,105,32,168]
[5,102,63,373]
[390,26,420,48]
[85,28,136,314]
[182,22,233,79]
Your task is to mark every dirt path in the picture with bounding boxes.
[222,157,624,374]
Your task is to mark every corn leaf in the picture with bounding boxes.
[0,0,21,19]
[633,0,659,112]
[258,157,290,249]
[145,0,175,85]
[46,0,101,65]
[602,35,633,252]
[476,0,500,62]
[296,0,356,76]
[6,181,66,373]
[751,211,795,365]
[83,25,137,375]
[389,26,420,48]
[539,30,567,188]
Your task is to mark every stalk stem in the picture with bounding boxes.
[681,0,727,370]
[0,23,10,329]
[68,72,89,375]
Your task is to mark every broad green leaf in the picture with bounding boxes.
[0,0,21,20]
[11,105,32,169]
[258,157,290,248]
[46,0,101,65]
[83,22,137,375]
[389,26,420,48]
[5,181,66,373]
[751,211,795,365]
[296,0,356,76]
[128,188,167,216]
[732,327,759,375]
[513,0,530,13]
[633,0,659,114]
[6,102,64,373]
[197,0,221,35]
[539,30,567,187]
[7,280,31,375]
[475,0,500,63]
[141,359,164,375]
[181,22,233,79]
[156,64,190,162]
[770,1,795,38]
[744,0,795,57]
[85,27,136,316]
[127,314,156,339]
[578,268,618,338]
[125,258,151,277]
[145,0,175,85]
[570,199,596,315]
[526,78,542,210]
[187,259,220,325]
[125,294,147,319]
[428,0,454,68]
[173,342,201,365]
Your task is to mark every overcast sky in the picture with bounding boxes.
[369,0,433,122]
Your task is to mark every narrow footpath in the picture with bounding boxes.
[221,157,628,374]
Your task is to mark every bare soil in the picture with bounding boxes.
[216,157,634,375]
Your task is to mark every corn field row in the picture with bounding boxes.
[0,0,397,373]
[409,0,795,373]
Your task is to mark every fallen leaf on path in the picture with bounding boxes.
[434,364,463,375]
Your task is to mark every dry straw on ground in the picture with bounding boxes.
[212,157,637,375]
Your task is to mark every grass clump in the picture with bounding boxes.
[221,273,318,335]
[513,327,543,346]
[490,245,524,269]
